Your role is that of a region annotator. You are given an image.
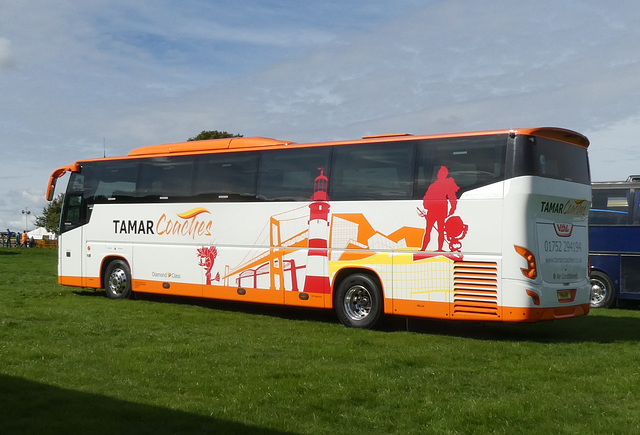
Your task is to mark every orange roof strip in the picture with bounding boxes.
[128,136,293,157]
[77,127,586,162]
[302,127,588,148]
[128,128,516,158]
[512,127,590,148]
[128,138,233,156]
[318,129,514,147]
[361,133,413,139]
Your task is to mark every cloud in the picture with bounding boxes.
[51,0,639,149]
[0,37,13,69]
[586,114,640,181]
[2,0,640,229]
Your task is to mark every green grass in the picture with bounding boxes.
[1,247,639,434]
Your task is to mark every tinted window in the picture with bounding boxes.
[85,161,139,203]
[257,147,332,201]
[415,135,506,198]
[621,256,640,290]
[330,142,415,201]
[515,136,590,185]
[589,188,630,225]
[61,168,106,233]
[138,156,194,200]
[194,152,259,201]
[60,191,86,233]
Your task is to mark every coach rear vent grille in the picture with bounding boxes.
[453,261,499,318]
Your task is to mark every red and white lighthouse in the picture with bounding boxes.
[303,168,331,294]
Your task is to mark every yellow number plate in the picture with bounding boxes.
[557,289,575,302]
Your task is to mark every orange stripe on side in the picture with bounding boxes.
[501,304,590,322]
[85,277,101,288]
[133,280,202,298]
[59,276,84,287]
[392,299,589,322]
[126,279,328,307]
[203,285,283,305]
[59,275,102,289]
[392,299,451,320]
[284,291,326,308]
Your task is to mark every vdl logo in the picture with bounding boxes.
[553,223,573,237]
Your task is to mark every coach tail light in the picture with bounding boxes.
[514,245,538,280]
[526,290,541,306]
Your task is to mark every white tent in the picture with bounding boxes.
[26,227,56,240]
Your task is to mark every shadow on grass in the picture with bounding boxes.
[74,289,339,324]
[74,289,640,344]
[0,250,20,256]
[0,374,292,435]
[386,306,640,344]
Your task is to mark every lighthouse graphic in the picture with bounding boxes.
[303,168,331,294]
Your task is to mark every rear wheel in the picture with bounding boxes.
[334,273,383,329]
[104,260,132,300]
[590,271,615,308]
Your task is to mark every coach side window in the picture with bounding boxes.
[414,136,506,198]
[138,156,194,201]
[91,161,139,202]
[633,190,640,224]
[529,137,590,185]
[589,188,630,225]
[330,142,415,201]
[193,152,259,201]
[257,147,332,201]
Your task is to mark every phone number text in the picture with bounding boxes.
[543,240,582,253]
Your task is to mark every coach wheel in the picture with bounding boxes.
[590,271,615,309]
[334,273,383,329]
[104,260,132,300]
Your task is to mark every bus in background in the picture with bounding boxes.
[589,176,640,308]
[46,127,591,328]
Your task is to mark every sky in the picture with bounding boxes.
[2,0,640,232]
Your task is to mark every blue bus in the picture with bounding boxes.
[589,176,640,308]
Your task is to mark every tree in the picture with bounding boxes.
[35,194,63,235]
[188,130,243,141]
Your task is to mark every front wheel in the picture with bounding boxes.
[590,271,615,308]
[334,273,383,329]
[104,259,132,300]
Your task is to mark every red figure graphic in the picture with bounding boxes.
[197,246,220,285]
[419,166,467,252]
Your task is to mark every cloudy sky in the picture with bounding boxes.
[2,0,640,232]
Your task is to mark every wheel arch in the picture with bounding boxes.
[330,266,386,310]
[100,255,131,285]
[589,265,619,295]
[589,254,621,291]
[589,269,617,308]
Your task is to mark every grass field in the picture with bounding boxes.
[1,247,639,434]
